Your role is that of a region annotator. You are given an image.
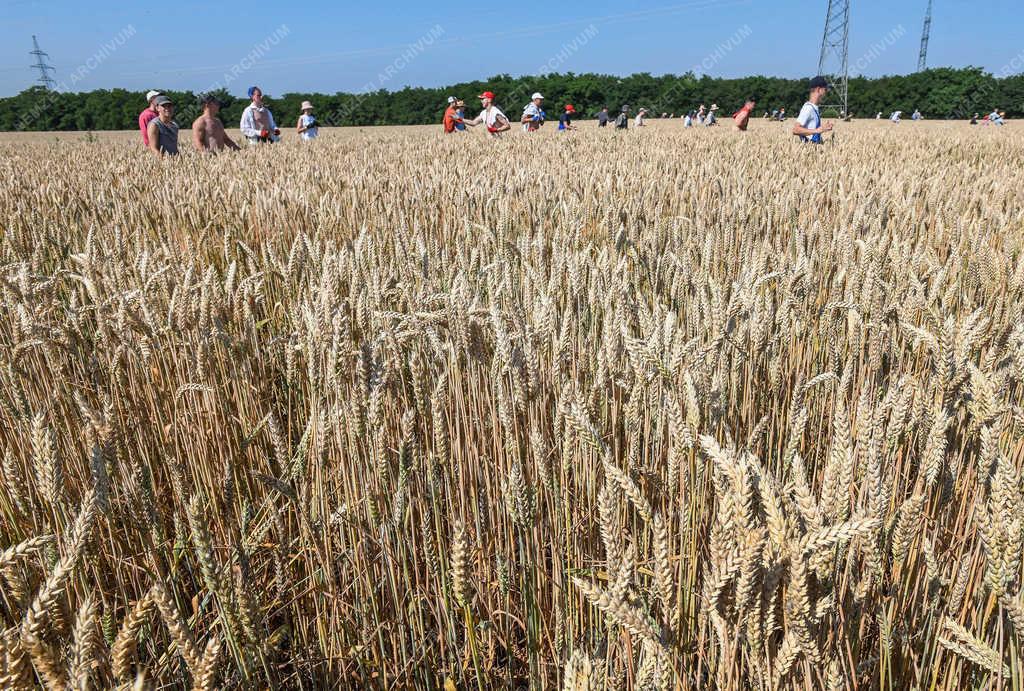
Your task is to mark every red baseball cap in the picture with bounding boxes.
[565,104,576,112]
[478,91,495,100]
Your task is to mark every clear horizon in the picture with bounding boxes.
[1,0,1021,98]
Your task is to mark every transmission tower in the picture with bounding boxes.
[817,0,850,117]
[29,35,57,90]
[918,0,933,72]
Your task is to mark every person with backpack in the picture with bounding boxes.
[792,76,834,144]
[464,91,511,137]
[614,105,630,129]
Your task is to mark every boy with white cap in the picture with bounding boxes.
[139,90,162,146]
[521,92,546,132]
[297,101,318,140]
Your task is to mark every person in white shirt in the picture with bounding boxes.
[521,92,546,132]
[634,108,648,127]
[793,76,834,144]
[890,111,902,123]
[464,91,511,137]
[296,101,318,141]
[240,86,280,144]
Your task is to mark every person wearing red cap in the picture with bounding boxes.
[558,104,577,131]
[464,91,511,137]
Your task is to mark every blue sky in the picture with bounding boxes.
[0,0,1020,97]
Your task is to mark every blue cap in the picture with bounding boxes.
[247,86,259,99]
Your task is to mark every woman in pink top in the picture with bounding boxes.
[139,90,162,146]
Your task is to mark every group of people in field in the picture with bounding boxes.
[138,86,319,156]
[443,76,835,143]
[141,74,980,156]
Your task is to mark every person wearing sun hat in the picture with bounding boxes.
[240,86,280,144]
[139,90,162,147]
[296,101,318,141]
[521,92,546,132]
[558,104,577,131]
[464,91,510,137]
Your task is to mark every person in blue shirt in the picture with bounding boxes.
[558,104,577,131]
[792,76,834,144]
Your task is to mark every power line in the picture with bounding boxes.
[29,34,56,90]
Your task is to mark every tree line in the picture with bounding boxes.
[1,67,1021,132]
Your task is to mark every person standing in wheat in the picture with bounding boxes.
[464,91,511,137]
[792,76,834,144]
[240,86,280,144]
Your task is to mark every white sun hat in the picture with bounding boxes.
[532,92,544,100]
[301,101,314,111]
[145,90,162,101]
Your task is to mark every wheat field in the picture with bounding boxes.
[0,120,1022,689]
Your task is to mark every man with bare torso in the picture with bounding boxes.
[192,94,240,152]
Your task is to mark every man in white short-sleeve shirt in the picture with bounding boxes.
[465,91,511,137]
[793,76,834,144]
[521,92,546,132]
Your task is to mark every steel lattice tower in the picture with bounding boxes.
[29,35,56,90]
[817,0,850,117]
[918,0,933,72]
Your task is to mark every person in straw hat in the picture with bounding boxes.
[297,101,319,141]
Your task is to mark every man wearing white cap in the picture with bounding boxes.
[296,101,318,141]
[521,92,546,132]
[139,90,162,147]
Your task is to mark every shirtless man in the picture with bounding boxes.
[192,95,240,152]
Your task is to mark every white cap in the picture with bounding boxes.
[146,90,162,101]
[532,92,544,100]
[447,96,456,104]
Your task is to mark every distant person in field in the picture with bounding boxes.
[705,104,718,126]
[454,101,466,130]
[777,107,786,121]
[597,106,610,127]
[615,105,630,129]
[733,98,756,131]
[696,104,706,124]
[139,90,162,147]
[147,96,179,157]
[989,109,1005,125]
[240,86,280,144]
[634,108,648,127]
[683,110,694,127]
[876,111,883,119]
[970,113,979,125]
[297,101,318,141]
[464,91,511,137]
[522,92,546,132]
[890,110,902,123]
[912,108,922,120]
[792,76,834,144]
[192,94,240,152]
[558,104,577,131]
